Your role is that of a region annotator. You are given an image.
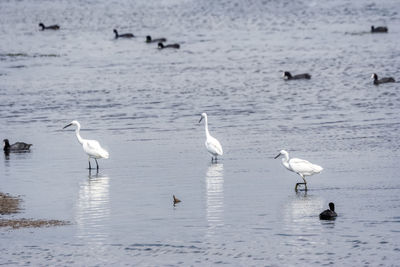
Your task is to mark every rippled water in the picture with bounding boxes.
[1,0,400,265]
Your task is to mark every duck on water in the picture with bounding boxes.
[371,73,395,85]
[3,139,32,153]
[158,42,180,49]
[146,36,166,43]
[38,23,60,30]
[319,202,337,220]
[113,29,134,39]
[282,71,311,80]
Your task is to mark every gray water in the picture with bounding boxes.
[1,0,400,265]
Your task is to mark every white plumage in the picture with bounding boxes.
[63,120,109,170]
[199,113,223,162]
[275,150,322,191]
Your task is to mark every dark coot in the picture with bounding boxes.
[283,71,311,80]
[158,42,180,49]
[38,23,60,30]
[146,35,167,43]
[3,139,32,152]
[371,26,388,33]
[319,202,337,220]
[113,29,134,39]
[371,73,395,85]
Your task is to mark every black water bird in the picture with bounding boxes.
[371,73,395,85]
[173,195,181,206]
[38,23,60,30]
[3,139,32,152]
[283,71,311,80]
[113,29,134,39]
[158,42,180,49]
[319,202,337,220]
[146,35,166,43]
[371,26,388,33]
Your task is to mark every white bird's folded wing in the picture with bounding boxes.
[85,140,109,159]
[206,137,223,156]
[289,158,322,175]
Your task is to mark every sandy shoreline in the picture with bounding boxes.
[0,192,69,229]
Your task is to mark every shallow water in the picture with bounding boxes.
[1,0,400,265]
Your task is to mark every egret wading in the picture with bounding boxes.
[63,120,109,170]
[199,113,223,162]
[274,150,323,191]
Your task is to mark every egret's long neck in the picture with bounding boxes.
[204,116,210,138]
[281,152,289,163]
[281,152,291,170]
[75,124,84,144]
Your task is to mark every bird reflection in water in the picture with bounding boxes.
[76,171,110,243]
[3,149,32,168]
[4,151,10,161]
[205,163,224,234]
[282,191,324,229]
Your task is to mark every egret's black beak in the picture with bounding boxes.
[63,123,72,129]
[199,117,203,123]
[274,153,281,159]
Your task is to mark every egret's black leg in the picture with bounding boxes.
[295,182,308,192]
[295,183,300,192]
[302,176,308,191]
[95,159,99,170]
[89,159,91,170]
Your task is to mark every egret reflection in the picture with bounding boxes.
[205,163,224,232]
[76,172,110,243]
[282,192,324,229]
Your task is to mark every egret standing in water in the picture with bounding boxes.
[274,150,323,191]
[63,120,109,170]
[199,113,223,162]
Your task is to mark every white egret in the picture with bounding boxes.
[199,113,223,162]
[274,150,323,191]
[63,120,109,170]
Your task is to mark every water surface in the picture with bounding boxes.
[1,0,400,265]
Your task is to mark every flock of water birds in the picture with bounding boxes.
[39,22,181,50]
[37,22,396,84]
[4,113,335,219]
[3,21,397,222]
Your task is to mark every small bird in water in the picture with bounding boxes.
[38,23,60,30]
[158,42,180,49]
[371,25,388,33]
[199,113,223,163]
[274,150,323,191]
[113,29,134,39]
[63,120,109,170]
[173,195,181,206]
[3,139,32,152]
[319,202,337,220]
[283,71,311,80]
[371,73,395,85]
[146,35,166,43]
